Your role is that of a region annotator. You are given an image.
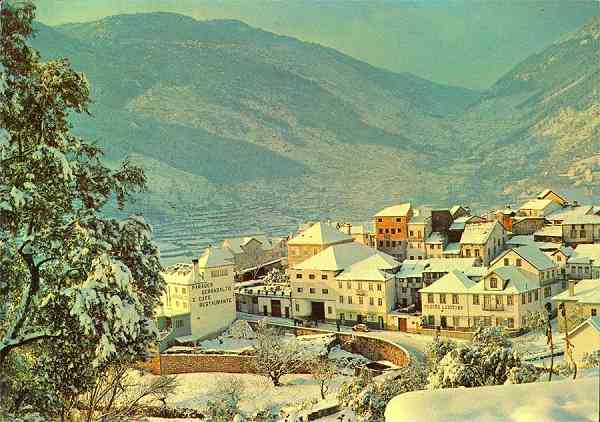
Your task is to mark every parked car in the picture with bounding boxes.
[352,323,369,332]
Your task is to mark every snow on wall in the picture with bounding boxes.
[385,377,599,422]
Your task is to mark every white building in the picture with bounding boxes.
[459,221,506,266]
[158,246,236,344]
[566,244,600,280]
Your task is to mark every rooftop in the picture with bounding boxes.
[553,279,600,304]
[545,205,593,222]
[288,221,353,246]
[292,241,398,272]
[472,266,540,294]
[197,245,234,269]
[567,244,600,265]
[563,214,600,225]
[492,245,556,271]
[420,270,477,293]
[533,225,563,238]
[519,198,555,211]
[426,231,445,244]
[460,221,500,244]
[442,242,461,255]
[336,255,396,281]
[374,203,412,217]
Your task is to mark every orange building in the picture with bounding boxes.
[374,203,413,260]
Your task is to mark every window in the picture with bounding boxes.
[369,283,373,291]
[309,274,315,280]
[507,295,513,306]
[295,303,300,312]
[473,295,480,305]
[580,230,586,238]
[527,291,532,303]
[377,284,382,291]
[475,249,480,257]
[296,274,302,279]
[516,258,522,267]
[379,241,383,247]
[465,249,471,257]
[557,255,562,262]
[396,218,401,222]
[592,309,597,316]
[378,298,383,306]
[339,313,345,321]
[322,274,328,280]
[359,296,363,305]
[439,294,446,304]
[386,241,391,247]
[328,306,333,314]
[452,316,459,327]
[357,282,362,290]
[297,287,303,293]
[402,287,407,293]
[348,296,353,305]
[392,241,397,247]
[338,281,343,289]
[495,295,503,305]
[339,296,344,304]
[504,258,510,266]
[507,318,514,329]
[490,277,498,288]
[370,297,374,305]
[322,289,328,294]
[378,218,383,222]
[410,230,414,237]
[522,293,526,304]
[428,293,434,304]
[182,288,186,294]
[452,294,459,304]
[534,290,539,301]
[391,228,396,234]
[385,228,389,234]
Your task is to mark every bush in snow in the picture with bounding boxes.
[424,335,457,373]
[338,362,427,422]
[427,326,538,389]
[0,2,164,418]
[228,320,256,340]
[310,358,338,399]
[204,377,245,422]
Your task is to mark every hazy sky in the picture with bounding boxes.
[34,0,600,89]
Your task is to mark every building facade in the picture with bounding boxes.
[374,203,413,259]
[287,222,354,268]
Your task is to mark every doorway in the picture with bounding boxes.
[311,301,325,321]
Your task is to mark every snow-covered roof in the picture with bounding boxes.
[568,316,600,338]
[292,242,398,271]
[492,245,556,271]
[546,205,593,222]
[288,222,353,246]
[338,221,375,235]
[426,231,445,244]
[424,258,480,273]
[459,221,500,245]
[397,260,429,278]
[374,203,412,217]
[533,225,563,238]
[563,214,600,225]
[197,246,234,268]
[537,188,567,202]
[450,205,467,217]
[548,246,575,259]
[336,255,396,281]
[567,244,600,265]
[419,270,477,293]
[506,235,535,246]
[472,266,539,294]
[408,215,429,225]
[385,377,598,422]
[442,242,461,255]
[552,279,600,304]
[519,198,555,211]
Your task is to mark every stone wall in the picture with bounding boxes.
[159,353,258,375]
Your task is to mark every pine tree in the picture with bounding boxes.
[0,1,164,417]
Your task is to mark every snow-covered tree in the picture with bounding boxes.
[310,358,338,399]
[262,268,290,287]
[338,362,427,422]
[253,320,314,386]
[523,310,556,381]
[205,377,244,422]
[424,335,457,373]
[428,326,538,389]
[0,2,164,417]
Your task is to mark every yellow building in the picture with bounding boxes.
[289,242,400,327]
[552,279,600,331]
[287,221,354,268]
[459,221,506,266]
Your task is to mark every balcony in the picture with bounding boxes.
[482,303,505,311]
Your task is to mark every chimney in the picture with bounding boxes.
[346,223,352,235]
[568,280,576,296]
[192,258,199,281]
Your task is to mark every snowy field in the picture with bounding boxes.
[144,372,352,416]
[385,377,600,422]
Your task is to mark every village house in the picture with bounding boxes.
[511,216,547,235]
[420,266,547,332]
[545,203,593,225]
[533,225,563,243]
[374,203,413,259]
[545,246,575,279]
[552,279,600,331]
[156,246,236,349]
[406,215,431,260]
[337,221,377,247]
[518,198,561,218]
[425,231,446,258]
[537,189,568,207]
[562,214,600,246]
[489,206,516,231]
[236,283,292,318]
[566,244,600,280]
[396,257,485,309]
[490,245,563,311]
[289,241,400,327]
[430,208,454,233]
[221,234,286,278]
[459,220,506,266]
[287,221,354,268]
[566,317,600,363]
[448,215,485,243]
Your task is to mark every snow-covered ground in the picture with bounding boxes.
[385,377,600,422]
[144,372,351,416]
